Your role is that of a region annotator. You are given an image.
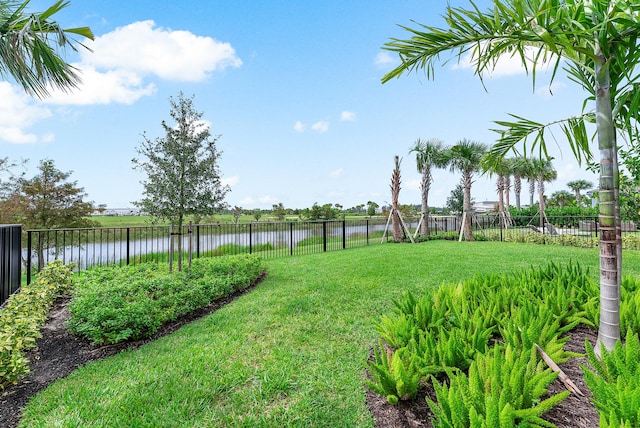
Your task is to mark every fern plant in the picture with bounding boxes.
[582,330,640,427]
[366,341,421,405]
[428,344,569,428]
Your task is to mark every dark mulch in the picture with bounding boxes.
[366,323,600,427]
[0,273,266,428]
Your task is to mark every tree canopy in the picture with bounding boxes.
[132,92,230,230]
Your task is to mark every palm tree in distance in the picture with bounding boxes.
[381,0,640,350]
[390,155,403,242]
[532,158,557,227]
[410,138,449,236]
[510,156,529,210]
[567,179,594,208]
[0,0,93,98]
[449,140,487,241]
[483,156,511,228]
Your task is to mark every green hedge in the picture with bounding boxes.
[0,261,74,388]
[68,254,264,345]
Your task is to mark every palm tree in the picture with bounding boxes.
[410,138,449,236]
[390,155,403,242]
[567,179,594,208]
[0,0,93,98]
[449,140,487,241]
[483,155,510,227]
[382,0,640,351]
[532,158,557,227]
[510,156,529,210]
[548,190,575,208]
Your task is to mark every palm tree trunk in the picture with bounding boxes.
[420,166,431,236]
[529,179,535,207]
[538,175,545,228]
[462,172,474,241]
[595,55,621,352]
[497,175,505,228]
[514,175,522,210]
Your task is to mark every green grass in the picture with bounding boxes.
[19,242,640,427]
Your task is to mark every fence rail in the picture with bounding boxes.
[24,218,401,284]
[1,213,635,306]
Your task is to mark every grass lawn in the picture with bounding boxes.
[19,241,640,427]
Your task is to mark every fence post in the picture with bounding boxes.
[249,223,252,255]
[323,221,327,252]
[366,219,370,245]
[26,230,32,285]
[342,220,346,249]
[290,222,294,256]
[126,227,131,265]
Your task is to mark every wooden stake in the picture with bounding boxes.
[534,343,584,396]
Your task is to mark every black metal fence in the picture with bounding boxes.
[24,218,401,283]
[0,224,22,306]
[3,213,635,306]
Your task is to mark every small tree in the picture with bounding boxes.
[252,209,262,222]
[390,156,403,242]
[17,159,99,268]
[446,182,467,215]
[132,92,230,270]
[366,201,379,217]
[272,203,286,222]
[232,206,243,224]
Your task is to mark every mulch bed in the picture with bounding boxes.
[0,274,265,428]
[365,324,600,427]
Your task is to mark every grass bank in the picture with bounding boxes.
[20,241,640,427]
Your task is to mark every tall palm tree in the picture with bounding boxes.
[567,179,594,207]
[510,156,529,210]
[0,0,93,98]
[410,138,449,236]
[390,155,403,242]
[381,0,640,350]
[449,140,487,241]
[532,158,557,227]
[483,155,510,227]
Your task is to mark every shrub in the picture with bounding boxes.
[68,254,264,344]
[0,261,74,388]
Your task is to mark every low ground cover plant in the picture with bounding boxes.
[367,261,640,427]
[583,330,640,428]
[0,261,74,388]
[68,254,264,344]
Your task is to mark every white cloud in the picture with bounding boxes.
[239,197,255,205]
[293,121,305,133]
[221,176,239,187]
[45,20,242,105]
[374,51,396,67]
[340,111,356,121]
[453,45,553,77]
[329,168,343,179]
[0,82,52,144]
[84,20,242,81]
[311,121,329,133]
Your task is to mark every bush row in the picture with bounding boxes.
[0,261,74,388]
[367,262,640,427]
[68,254,265,345]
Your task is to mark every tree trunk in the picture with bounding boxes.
[497,175,505,228]
[529,179,535,207]
[420,166,431,236]
[462,172,474,241]
[538,176,545,228]
[514,175,522,210]
[595,54,621,352]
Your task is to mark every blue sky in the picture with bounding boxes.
[1,0,598,210]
